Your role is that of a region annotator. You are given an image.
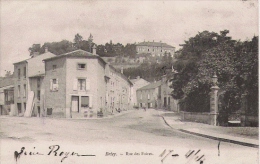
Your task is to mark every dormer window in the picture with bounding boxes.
[78,63,86,70]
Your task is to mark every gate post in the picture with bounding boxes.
[210,73,219,126]
[240,92,248,126]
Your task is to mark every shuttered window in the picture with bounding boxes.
[50,78,58,91]
[73,78,90,91]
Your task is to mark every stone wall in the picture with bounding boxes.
[181,111,212,125]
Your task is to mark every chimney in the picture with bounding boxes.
[45,47,48,53]
[121,67,124,74]
[92,44,97,55]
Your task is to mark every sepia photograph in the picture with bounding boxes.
[0,0,259,163]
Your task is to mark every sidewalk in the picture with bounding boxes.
[158,110,259,148]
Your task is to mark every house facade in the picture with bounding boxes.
[0,77,14,115]
[136,41,175,57]
[136,81,161,108]
[43,49,133,118]
[158,75,179,112]
[130,76,150,106]
[13,48,56,117]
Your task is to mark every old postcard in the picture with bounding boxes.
[0,0,259,163]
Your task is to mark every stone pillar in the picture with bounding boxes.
[210,86,220,126]
[240,93,248,126]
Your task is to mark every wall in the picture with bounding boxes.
[160,76,179,112]
[106,66,132,114]
[44,57,67,117]
[131,78,150,106]
[66,58,106,117]
[136,88,158,108]
[181,111,211,125]
[0,89,4,105]
[13,62,28,116]
[136,45,175,57]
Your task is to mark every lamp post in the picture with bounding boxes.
[210,72,220,126]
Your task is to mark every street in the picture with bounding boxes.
[0,109,258,164]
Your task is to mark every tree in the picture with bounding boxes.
[4,71,13,77]
[74,33,83,49]
[28,44,41,56]
[170,30,258,115]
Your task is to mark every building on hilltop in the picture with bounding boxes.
[136,41,175,58]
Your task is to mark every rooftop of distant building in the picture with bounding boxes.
[136,41,174,48]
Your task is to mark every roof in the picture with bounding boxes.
[44,49,133,86]
[136,41,175,48]
[137,81,161,91]
[27,52,56,77]
[0,77,14,88]
[130,78,149,84]
[130,79,139,83]
[43,49,95,61]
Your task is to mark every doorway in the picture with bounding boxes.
[17,103,22,114]
[71,96,79,112]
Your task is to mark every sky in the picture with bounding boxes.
[0,0,258,76]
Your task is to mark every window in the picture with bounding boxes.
[37,90,40,101]
[52,65,57,71]
[77,63,86,70]
[23,84,26,97]
[73,78,89,91]
[81,96,89,108]
[78,79,86,91]
[24,67,26,78]
[50,79,59,91]
[140,93,142,100]
[18,85,20,97]
[18,69,20,79]
[4,91,8,102]
[148,94,150,100]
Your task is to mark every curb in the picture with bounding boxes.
[161,116,259,149]
[179,129,259,148]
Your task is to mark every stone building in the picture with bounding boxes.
[42,49,133,118]
[158,75,179,112]
[130,76,150,106]
[136,41,175,57]
[13,48,56,117]
[0,77,14,115]
[136,81,161,108]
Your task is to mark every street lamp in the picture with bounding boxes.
[212,72,218,86]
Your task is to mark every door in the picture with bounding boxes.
[164,97,167,107]
[71,96,79,112]
[17,103,22,114]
